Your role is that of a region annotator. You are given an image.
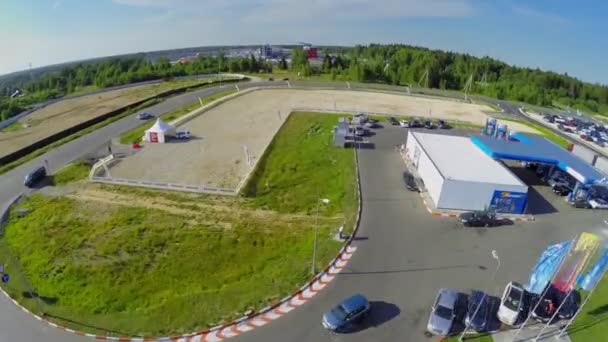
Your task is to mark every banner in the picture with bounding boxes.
[525,240,573,294]
[553,233,600,292]
[578,246,608,291]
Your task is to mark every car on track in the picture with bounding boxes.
[23,166,47,187]
[465,290,491,332]
[427,288,465,336]
[424,119,435,129]
[174,130,191,140]
[136,112,154,120]
[410,119,422,128]
[459,211,500,227]
[399,120,410,128]
[322,294,370,332]
[388,116,399,125]
[497,282,525,326]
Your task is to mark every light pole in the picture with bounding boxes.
[312,197,330,275]
[458,250,500,342]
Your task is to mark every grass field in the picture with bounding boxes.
[498,117,570,148]
[119,89,238,144]
[242,111,358,232]
[51,161,91,185]
[0,112,356,336]
[568,275,608,342]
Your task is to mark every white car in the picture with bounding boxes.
[497,282,525,326]
[589,198,608,209]
[175,130,191,140]
[399,120,410,128]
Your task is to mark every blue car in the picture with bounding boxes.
[465,291,491,332]
[322,294,371,332]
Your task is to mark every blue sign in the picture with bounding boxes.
[490,190,528,214]
[578,247,608,291]
[2,273,9,284]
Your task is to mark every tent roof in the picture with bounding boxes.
[147,118,174,134]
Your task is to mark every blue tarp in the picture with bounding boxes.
[525,240,573,294]
[578,246,608,291]
[471,133,605,184]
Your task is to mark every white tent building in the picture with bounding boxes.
[144,118,175,143]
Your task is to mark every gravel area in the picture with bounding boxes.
[110,89,529,189]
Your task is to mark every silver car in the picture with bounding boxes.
[427,288,462,336]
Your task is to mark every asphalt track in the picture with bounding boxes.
[0,83,604,342]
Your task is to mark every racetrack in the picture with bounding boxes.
[0,81,596,342]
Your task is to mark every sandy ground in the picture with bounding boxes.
[0,80,206,159]
[110,88,537,189]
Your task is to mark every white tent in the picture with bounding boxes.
[143,118,175,143]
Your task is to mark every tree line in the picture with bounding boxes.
[2,44,608,121]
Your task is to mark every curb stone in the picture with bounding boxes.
[0,149,364,341]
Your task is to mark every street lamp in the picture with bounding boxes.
[458,250,500,342]
[312,198,330,275]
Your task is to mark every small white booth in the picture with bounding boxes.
[144,118,175,143]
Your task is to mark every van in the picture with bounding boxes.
[24,166,46,187]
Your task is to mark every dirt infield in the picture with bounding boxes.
[0,79,211,159]
[109,88,537,189]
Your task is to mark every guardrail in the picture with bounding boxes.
[91,176,237,196]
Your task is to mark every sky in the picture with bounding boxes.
[1,0,607,84]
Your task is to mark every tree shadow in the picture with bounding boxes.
[43,313,132,336]
[342,301,401,333]
[22,291,58,305]
[589,304,608,316]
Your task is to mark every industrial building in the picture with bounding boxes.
[405,132,529,213]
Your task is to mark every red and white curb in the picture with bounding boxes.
[0,152,364,341]
[418,192,535,222]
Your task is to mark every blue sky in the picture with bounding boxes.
[1,0,607,84]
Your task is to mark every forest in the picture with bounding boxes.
[2,44,607,121]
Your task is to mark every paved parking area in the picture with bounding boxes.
[236,125,606,342]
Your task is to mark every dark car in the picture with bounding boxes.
[437,119,450,129]
[403,173,419,192]
[459,211,499,227]
[388,116,399,126]
[268,77,274,81]
[282,77,289,81]
[23,166,47,187]
[410,119,422,128]
[355,126,366,137]
[529,295,554,323]
[555,289,579,319]
[424,120,435,129]
[136,112,153,120]
[552,184,573,196]
[570,198,591,208]
[322,294,370,332]
[466,291,491,332]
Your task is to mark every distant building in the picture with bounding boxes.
[260,45,273,58]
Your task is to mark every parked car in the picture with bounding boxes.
[437,119,450,129]
[427,288,464,336]
[459,211,500,227]
[322,294,370,332]
[529,295,554,323]
[424,120,435,129]
[23,166,47,187]
[403,173,419,192]
[399,120,410,128]
[175,130,191,140]
[552,184,573,196]
[497,282,525,326]
[282,77,289,81]
[589,198,608,209]
[410,119,422,128]
[465,291,491,332]
[136,112,154,120]
[388,116,399,126]
[355,126,366,137]
[570,198,591,208]
[555,289,579,319]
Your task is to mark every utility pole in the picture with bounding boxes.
[311,195,330,275]
[463,74,473,102]
[418,69,429,89]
